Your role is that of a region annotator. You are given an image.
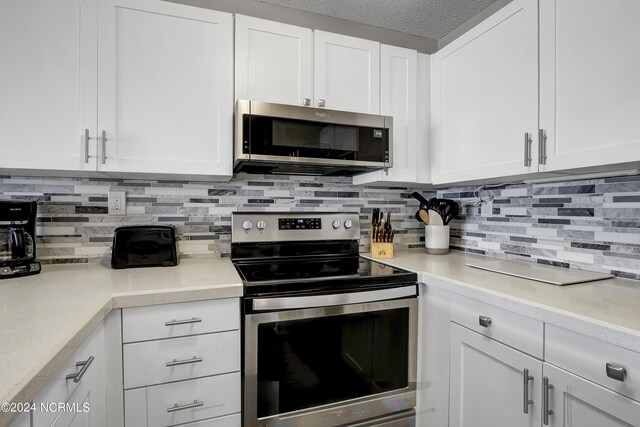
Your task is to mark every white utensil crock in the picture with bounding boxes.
[425,225,450,255]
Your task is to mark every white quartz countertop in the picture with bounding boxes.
[363,250,640,353]
[0,258,243,420]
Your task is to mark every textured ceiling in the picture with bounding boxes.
[254,0,499,40]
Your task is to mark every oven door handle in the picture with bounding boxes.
[251,285,417,311]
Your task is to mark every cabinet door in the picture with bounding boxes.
[235,15,312,106]
[449,323,542,427]
[431,0,538,184]
[50,361,104,427]
[539,0,640,172]
[97,0,233,177]
[314,31,380,114]
[8,412,29,427]
[544,363,640,427]
[0,0,97,172]
[353,45,417,185]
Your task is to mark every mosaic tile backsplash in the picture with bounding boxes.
[439,175,640,281]
[0,174,429,263]
[1,173,639,281]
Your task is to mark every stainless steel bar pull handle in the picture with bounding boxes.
[523,368,533,414]
[606,363,627,382]
[84,129,91,164]
[317,99,326,108]
[166,356,203,367]
[66,356,95,383]
[303,98,311,106]
[538,129,547,165]
[167,400,203,413]
[479,315,492,328]
[543,376,554,425]
[164,317,202,326]
[101,130,107,165]
[524,132,532,167]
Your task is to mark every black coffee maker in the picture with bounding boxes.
[0,200,41,279]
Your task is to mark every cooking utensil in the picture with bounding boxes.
[411,192,431,206]
[428,209,444,226]
[418,209,430,225]
[441,200,460,225]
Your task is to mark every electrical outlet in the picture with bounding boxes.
[480,200,493,217]
[108,191,126,215]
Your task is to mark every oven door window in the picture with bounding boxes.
[244,115,389,162]
[256,307,409,417]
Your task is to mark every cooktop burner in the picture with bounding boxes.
[251,268,310,281]
[234,256,416,297]
[231,212,418,298]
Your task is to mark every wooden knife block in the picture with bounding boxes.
[370,226,394,259]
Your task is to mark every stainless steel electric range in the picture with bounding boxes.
[231,212,418,427]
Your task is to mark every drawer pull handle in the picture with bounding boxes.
[523,368,533,414]
[167,400,203,413]
[166,356,203,367]
[65,356,95,383]
[543,376,554,425]
[479,315,492,327]
[606,363,627,382]
[165,317,202,326]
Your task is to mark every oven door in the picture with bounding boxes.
[244,288,417,427]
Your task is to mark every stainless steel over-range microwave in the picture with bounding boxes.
[234,100,393,176]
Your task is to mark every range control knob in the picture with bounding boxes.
[256,220,266,230]
[332,219,341,229]
[242,220,253,230]
[344,219,353,229]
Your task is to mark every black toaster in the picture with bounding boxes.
[111,225,178,269]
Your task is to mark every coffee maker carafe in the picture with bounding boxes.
[0,200,41,278]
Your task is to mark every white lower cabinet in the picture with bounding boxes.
[449,323,542,427]
[419,285,640,427]
[8,412,30,427]
[122,298,241,427]
[543,363,640,427]
[32,321,106,427]
[123,331,240,389]
[543,325,640,427]
[124,373,241,427]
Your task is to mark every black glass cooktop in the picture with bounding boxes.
[234,256,417,297]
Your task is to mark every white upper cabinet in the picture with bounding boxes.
[539,0,640,172]
[354,45,420,185]
[235,15,313,106]
[1,0,233,180]
[314,31,380,114]
[431,0,539,185]
[0,0,97,172]
[98,0,233,178]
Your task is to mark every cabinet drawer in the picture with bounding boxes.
[546,324,640,401]
[123,331,240,389]
[124,373,241,427]
[179,413,241,427]
[450,293,543,358]
[32,322,104,427]
[122,298,239,343]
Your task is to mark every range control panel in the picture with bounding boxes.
[279,218,321,230]
[232,212,359,243]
